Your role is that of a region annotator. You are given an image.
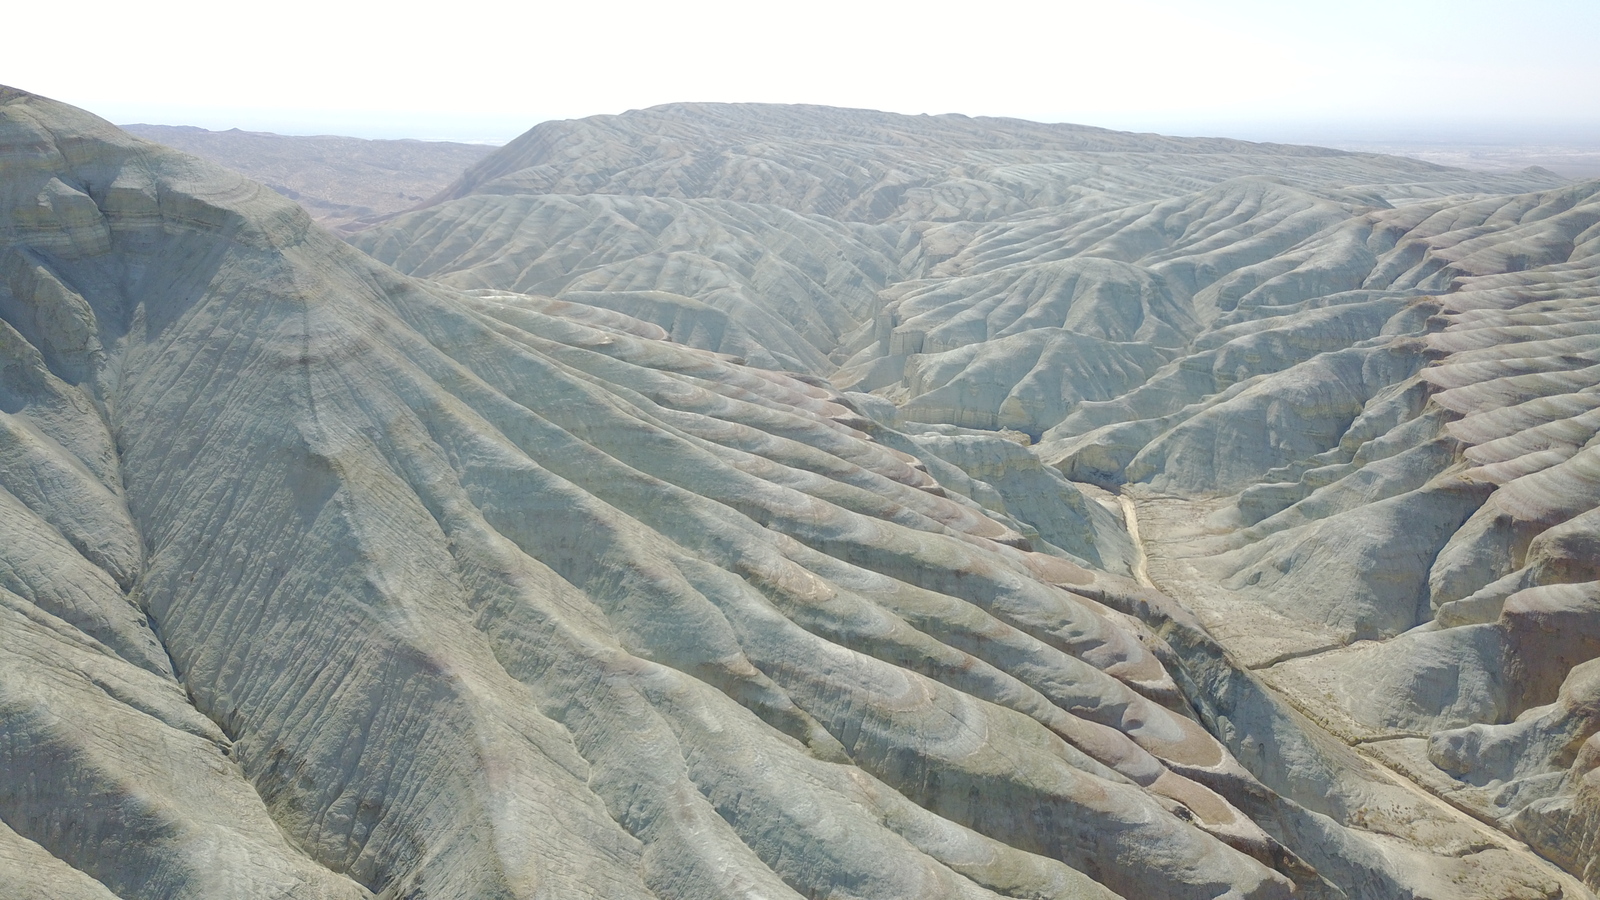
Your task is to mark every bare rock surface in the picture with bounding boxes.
[0,88,1351,900]
[358,101,1598,896]
[359,111,1565,439]
[351,191,901,373]
[1049,180,1600,894]
[7,92,1600,899]
[425,103,1562,224]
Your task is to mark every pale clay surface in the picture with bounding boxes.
[3,90,1598,899]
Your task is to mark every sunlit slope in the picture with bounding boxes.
[358,106,1566,437]
[346,100,1600,896]
[0,87,1443,900]
[351,191,902,373]
[845,177,1579,436]
[1042,180,1600,891]
[425,102,1561,223]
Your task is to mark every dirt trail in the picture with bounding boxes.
[1117,494,1154,589]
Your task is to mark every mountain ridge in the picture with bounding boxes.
[355,98,1600,897]
[2,86,1597,899]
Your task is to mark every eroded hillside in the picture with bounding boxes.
[352,102,1600,898]
[2,90,1598,899]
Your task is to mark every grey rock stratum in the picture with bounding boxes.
[4,91,1598,899]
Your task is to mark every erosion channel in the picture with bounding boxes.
[3,89,1599,900]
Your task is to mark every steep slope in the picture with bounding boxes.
[5,88,1546,900]
[357,107,1567,437]
[351,191,902,373]
[1039,180,1600,892]
[345,101,1600,895]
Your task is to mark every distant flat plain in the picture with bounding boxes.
[1322,139,1600,178]
[121,124,496,232]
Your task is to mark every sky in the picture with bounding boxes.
[5,0,1597,144]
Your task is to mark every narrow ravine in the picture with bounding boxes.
[1116,493,1154,589]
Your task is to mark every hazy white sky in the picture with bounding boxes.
[6,0,1597,143]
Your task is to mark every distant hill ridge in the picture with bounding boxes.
[121,122,494,232]
[3,86,1598,899]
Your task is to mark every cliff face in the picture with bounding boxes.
[3,89,1598,900]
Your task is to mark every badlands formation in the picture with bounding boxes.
[1,88,1598,900]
